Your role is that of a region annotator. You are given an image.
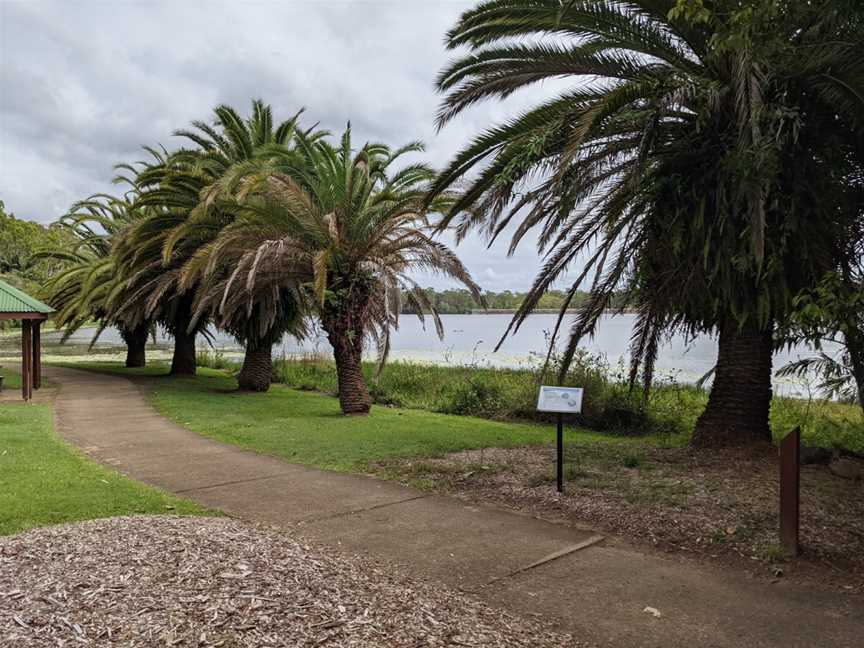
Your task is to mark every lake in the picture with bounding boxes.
[33,313,839,397]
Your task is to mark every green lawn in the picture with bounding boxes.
[62,362,642,471]
[0,365,21,390]
[271,356,864,452]
[0,402,205,536]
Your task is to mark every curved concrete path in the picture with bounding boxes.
[43,365,862,647]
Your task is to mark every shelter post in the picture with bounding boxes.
[21,320,32,401]
[33,321,42,390]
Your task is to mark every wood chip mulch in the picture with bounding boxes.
[0,516,580,647]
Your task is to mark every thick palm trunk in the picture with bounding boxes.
[691,322,774,448]
[320,279,372,415]
[237,346,273,392]
[170,329,197,375]
[329,328,372,414]
[169,297,197,376]
[120,323,148,368]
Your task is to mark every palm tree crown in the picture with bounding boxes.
[430,0,864,445]
[197,125,483,413]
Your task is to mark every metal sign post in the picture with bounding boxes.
[537,386,584,493]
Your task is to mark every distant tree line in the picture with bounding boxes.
[0,200,73,328]
[401,288,630,314]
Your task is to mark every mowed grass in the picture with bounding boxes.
[61,362,637,471]
[0,402,205,536]
[0,366,22,390]
[273,356,864,452]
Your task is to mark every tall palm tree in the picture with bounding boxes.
[110,148,209,375]
[40,194,151,367]
[429,0,864,446]
[113,101,308,380]
[198,126,483,413]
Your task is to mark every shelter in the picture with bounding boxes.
[0,280,53,400]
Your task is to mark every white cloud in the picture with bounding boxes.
[0,0,576,292]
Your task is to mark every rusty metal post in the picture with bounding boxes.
[779,426,801,556]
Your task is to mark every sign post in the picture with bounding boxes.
[537,386,584,493]
[779,426,801,556]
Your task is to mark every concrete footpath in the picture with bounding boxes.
[43,365,861,647]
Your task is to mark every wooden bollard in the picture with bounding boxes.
[779,426,801,556]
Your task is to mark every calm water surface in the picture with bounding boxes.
[35,313,840,397]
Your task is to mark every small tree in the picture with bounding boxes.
[780,272,864,411]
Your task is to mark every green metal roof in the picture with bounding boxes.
[0,279,54,314]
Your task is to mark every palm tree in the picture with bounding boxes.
[180,242,308,391]
[198,126,483,413]
[167,101,316,390]
[113,101,308,380]
[109,148,209,375]
[429,0,864,447]
[40,194,151,367]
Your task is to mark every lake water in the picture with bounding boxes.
[36,313,840,397]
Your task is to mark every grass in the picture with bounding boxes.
[0,402,205,536]
[0,365,21,390]
[272,355,864,453]
[272,352,710,438]
[60,361,655,472]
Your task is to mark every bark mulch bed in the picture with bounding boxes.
[375,443,864,591]
[0,516,583,647]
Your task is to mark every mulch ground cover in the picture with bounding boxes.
[0,516,585,647]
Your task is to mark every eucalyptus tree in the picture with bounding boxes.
[198,126,483,414]
[429,0,864,446]
[40,194,151,367]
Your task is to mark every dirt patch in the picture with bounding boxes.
[375,443,864,591]
[0,516,584,647]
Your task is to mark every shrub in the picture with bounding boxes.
[621,451,644,468]
[196,348,235,371]
[267,351,862,450]
[439,376,507,418]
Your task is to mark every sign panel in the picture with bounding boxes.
[537,386,583,414]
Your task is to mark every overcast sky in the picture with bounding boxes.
[0,0,569,292]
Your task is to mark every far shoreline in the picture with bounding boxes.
[466,309,638,315]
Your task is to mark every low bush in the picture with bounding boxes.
[272,350,701,437]
[196,348,235,371]
[270,350,863,450]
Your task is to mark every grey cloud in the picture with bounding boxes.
[0,0,563,292]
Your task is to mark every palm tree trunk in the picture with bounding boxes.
[329,329,372,414]
[320,280,373,415]
[121,323,148,368]
[691,322,774,448]
[237,346,273,392]
[170,329,197,375]
[169,297,197,376]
